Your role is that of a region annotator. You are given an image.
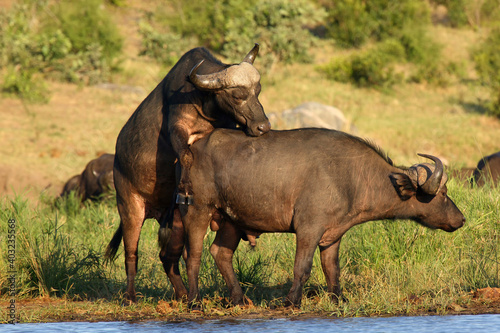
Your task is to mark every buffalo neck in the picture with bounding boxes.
[346,167,418,227]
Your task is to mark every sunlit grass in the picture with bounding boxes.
[0,181,498,321]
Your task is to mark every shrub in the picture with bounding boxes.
[318,39,405,88]
[473,28,500,117]
[43,0,123,64]
[0,0,123,102]
[138,20,196,67]
[398,26,441,65]
[323,0,373,48]
[2,65,49,103]
[159,0,325,66]
[434,0,500,28]
[325,0,431,48]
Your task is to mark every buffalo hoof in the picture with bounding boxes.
[176,193,194,205]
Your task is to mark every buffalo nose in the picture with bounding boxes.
[452,216,466,231]
[257,121,271,135]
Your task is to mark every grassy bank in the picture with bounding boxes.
[1,178,498,322]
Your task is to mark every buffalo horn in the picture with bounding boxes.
[189,60,226,91]
[417,153,444,195]
[242,43,260,64]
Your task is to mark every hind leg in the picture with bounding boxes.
[210,221,244,305]
[319,238,343,302]
[116,191,146,304]
[159,207,188,300]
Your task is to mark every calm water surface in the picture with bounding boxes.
[3,314,500,333]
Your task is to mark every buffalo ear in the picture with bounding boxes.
[389,173,417,200]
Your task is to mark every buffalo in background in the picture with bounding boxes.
[449,151,500,187]
[473,151,500,187]
[159,128,465,307]
[105,44,270,303]
[60,153,114,202]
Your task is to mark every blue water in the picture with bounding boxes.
[3,314,500,332]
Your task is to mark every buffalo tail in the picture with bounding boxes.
[104,223,123,262]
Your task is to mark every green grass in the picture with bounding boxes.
[1,178,498,319]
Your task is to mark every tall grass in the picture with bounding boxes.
[1,180,498,314]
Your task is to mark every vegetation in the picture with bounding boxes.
[0,0,123,102]
[473,27,500,117]
[322,0,431,48]
[1,0,500,114]
[139,0,325,68]
[0,179,498,321]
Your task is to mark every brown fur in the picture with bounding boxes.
[105,46,270,303]
[159,128,465,307]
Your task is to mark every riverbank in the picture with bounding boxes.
[2,287,499,323]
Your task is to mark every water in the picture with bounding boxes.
[3,314,500,333]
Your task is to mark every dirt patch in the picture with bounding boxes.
[0,164,56,200]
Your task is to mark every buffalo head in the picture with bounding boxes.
[391,154,465,232]
[189,44,270,137]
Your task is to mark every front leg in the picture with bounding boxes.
[183,206,213,307]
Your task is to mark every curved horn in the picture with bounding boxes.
[242,43,259,64]
[188,59,226,91]
[417,153,444,195]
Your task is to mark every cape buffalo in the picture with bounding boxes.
[159,128,465,307]
[473,151,500,187]
[60,153,114,202]
[105,45,270,303]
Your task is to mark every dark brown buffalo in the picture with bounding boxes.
[473,151,500,187]
[159,128,465,307]
[60,153,114,202]
[105,45,270,303]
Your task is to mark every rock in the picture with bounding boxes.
[268,102,357,133]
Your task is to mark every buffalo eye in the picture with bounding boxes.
[231,88,248,102]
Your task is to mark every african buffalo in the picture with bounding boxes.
[60,153,114,202]
[105,45,270,303]
[159,128,465,307]
[473,151,500,187]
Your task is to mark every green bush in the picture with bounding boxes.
[2,65,49,103]
[325,0,430,48]
[433,0,500,28]
[158,0,325,66]
[138,20,196,67]
[318,40,405,88]
[323,0,373,48]
[0,0,123,102]
[447,0,469,27]
[398,26,441,65]
[43,0,123,64]
[473,28,500,117]
[319,23,459,88]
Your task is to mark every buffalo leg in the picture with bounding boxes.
[116,191,146,304]
[182,206,212,304]
[286,230,323,307]
[159,208,188,300]
[319,238,343,302]
[210,222,244,305]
